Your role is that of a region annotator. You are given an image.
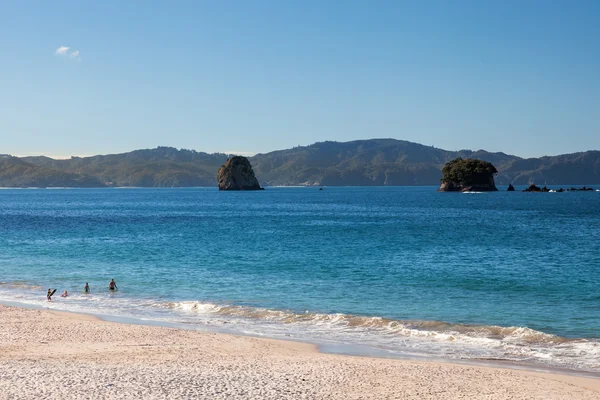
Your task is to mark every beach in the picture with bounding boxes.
[1,305,598,399]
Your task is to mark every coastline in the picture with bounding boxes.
[1,304,599,399]
[1,296,599,378]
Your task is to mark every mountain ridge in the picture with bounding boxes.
[1,140,598,187]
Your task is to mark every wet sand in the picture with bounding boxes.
[1,305,598,399]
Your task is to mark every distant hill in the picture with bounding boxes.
[0,140,598,187]
[494,151,600,185]
[18,147,229,187]
[250,139,519,186]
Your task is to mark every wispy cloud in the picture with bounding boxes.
[55,46,80,60]
[55,46,70,55]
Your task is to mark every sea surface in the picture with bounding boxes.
[1,187,599,373]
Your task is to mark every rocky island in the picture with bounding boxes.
[217,156,264,190]
[438,158,498,192]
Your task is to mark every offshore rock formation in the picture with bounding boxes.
[523,184,549,192]
[523,185,594,192]
[568,186,594,191]
[507,184,515,191]
[438,158,498,192]
[217,156,264,191]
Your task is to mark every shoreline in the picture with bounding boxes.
[1,298,599,380]
[1,304,599,399]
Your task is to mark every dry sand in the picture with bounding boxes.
[0,305,598,399]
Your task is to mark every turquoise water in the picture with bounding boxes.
[1,187,599,372]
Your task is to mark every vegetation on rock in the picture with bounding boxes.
[438,158,498,191]
[441,158,498,185]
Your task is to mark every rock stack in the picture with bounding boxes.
[217,156,264,191]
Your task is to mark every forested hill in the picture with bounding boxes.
[1,140,599,187]
[250,140,520,186]
[0,148,228,187]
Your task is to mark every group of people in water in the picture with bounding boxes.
[46,279,118,301]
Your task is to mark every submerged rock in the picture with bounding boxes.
[217,156,264,191]
[567,186,594,191]
[522,185,588,192]
[438,158,498,192]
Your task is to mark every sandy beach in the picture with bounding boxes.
[0,305,598,399]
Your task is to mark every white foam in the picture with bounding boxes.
[1,288,599,373]
[172,301,222,313]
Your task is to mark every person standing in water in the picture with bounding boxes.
[108,279,118,291]
[47,288,53,301]
[84,283,90,293]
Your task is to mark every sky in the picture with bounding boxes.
[0,0,598,158]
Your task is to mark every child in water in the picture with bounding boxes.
[60,290,69,297]
[84,283,90,293]
[47,288,53,301]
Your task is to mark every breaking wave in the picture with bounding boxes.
[156,300,600,372]
[1,283,598,373]
[162,301,570,344]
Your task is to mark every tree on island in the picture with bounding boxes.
[438,158,498,192]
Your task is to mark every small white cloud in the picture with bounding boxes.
[55,46,80,60]
[55,46,70,55]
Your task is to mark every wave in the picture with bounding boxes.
[161,301,574,345]
[1,284,598,372]
[0,281,43,290]
[154,300,600,372]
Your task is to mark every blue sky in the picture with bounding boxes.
[0,1,598,158]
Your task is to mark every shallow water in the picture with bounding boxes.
[0,186,598,372]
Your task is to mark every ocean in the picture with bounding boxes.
[0,186,599,373]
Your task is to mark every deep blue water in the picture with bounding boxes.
[1,187,599,371]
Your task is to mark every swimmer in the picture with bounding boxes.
[84,282,90,293]
[60,290,69,297]
[108,279,118,291]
